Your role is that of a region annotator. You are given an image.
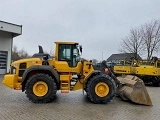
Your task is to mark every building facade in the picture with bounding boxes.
[0,21,22,74]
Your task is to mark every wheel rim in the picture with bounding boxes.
[33,81,48,97]
[95,82,109,97]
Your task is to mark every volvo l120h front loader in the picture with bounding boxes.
[2,41,152,105]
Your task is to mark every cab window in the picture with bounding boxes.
[58,44,80,67]
[58,44,71,61]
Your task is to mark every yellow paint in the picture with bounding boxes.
[114,59,160,76]
[114,59,138,75]
[60,75,70,81]
[54,61,82,73]
[72,61,94,91]
[136,66,159,76]
[2,41,96,93]
[33,81,48,97]
[11,58,42,68]
[71,80,83,91]
[2,74,18,89]
[95,82,109,97]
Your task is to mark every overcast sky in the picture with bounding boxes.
[0,0,160,61]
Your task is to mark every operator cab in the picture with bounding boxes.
[58,43,82,67]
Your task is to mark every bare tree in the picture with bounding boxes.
[49,47,54,57]
[12,45,30,61]
[141,20,160,60]
[119,19,160,60]
[119,28,144,59]
[12,45,20,61]
[18,49,30,59]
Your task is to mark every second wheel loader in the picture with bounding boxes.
[2,41,152,105]
[114,57,160,87]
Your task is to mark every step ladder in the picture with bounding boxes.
[61,81,70,93]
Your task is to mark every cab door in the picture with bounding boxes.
[55,44,82,73]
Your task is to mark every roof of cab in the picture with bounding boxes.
[54,41,79,45]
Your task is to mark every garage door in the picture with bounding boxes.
[0,51,7,74]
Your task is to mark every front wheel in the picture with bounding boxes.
[25,73,57,103]
[86,75,116,104]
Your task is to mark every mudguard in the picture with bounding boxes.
[21,65,59,91]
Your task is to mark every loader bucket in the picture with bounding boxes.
[116,75,152,106]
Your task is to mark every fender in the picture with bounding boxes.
[21,65,59,91]
[84,70,101,82]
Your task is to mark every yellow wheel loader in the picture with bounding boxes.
[113,59,138,76]
[2,42,152,105]
[114,57,160,87]
[135,57,160,87]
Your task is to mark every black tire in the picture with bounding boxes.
[84,73,100,93]
[152,77,160,87]
[25,73,57,103]
[86,75,116,104]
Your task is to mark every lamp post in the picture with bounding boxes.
[102,52,103,61]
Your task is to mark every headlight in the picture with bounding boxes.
[12,68,16,74]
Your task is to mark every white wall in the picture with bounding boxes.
[0,31,12,73]
[0,21,22,36]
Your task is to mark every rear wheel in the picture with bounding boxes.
[86,75,116,104]
[25,73,57,103]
